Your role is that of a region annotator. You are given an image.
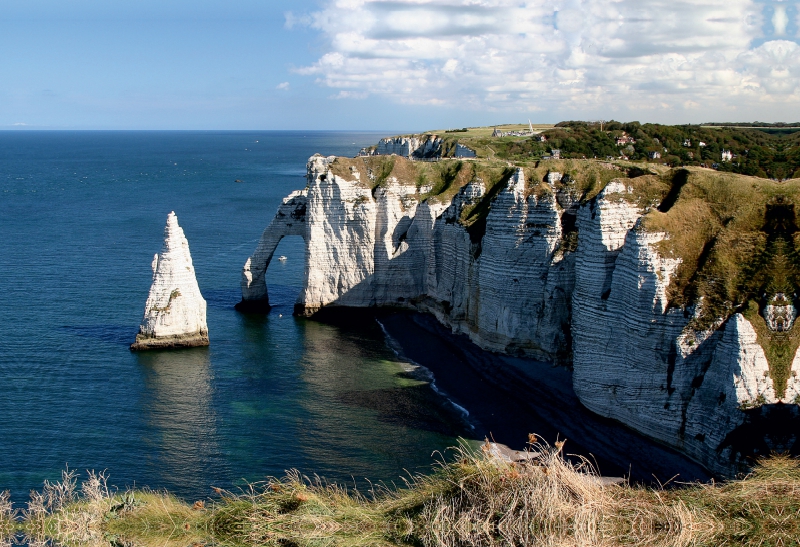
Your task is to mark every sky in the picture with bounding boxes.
[1,0,798,130]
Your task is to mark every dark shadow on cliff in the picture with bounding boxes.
[718,404,800,474]
[657,169,690,213]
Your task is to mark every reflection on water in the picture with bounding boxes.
[135,348,223,493]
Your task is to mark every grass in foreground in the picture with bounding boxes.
[16,438,800,547]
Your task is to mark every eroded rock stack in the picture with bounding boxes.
[131,212,209,351]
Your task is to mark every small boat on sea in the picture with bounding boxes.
[278,255,287,261]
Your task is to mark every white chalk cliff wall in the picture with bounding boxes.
[360,135,476,159]
[242,155,573,359]
[132,212,209,350]
[360,135,443,158]
[241,155,800,476]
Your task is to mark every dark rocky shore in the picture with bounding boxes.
[129,331,210,351]
[376,311,713,484]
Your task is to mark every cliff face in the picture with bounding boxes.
[132,212,208,350]
[360,135,476,159]
[262,155,575,360]
[569,185,799,474]
[241,154,800,475]
[360,135,443,158]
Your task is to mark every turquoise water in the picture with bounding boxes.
[0,131,466,503]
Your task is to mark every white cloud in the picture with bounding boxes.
[284,11,313,29]
[277,82,291,90]
[290,0,800,117]
[772,5,789,37]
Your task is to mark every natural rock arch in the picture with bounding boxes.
[236,190,307,312]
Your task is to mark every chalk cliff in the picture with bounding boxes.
[360,135,442,158]
[240,154,800,475]
[238,191,307,312]
[132,212,209,351]
[360,135,476,159]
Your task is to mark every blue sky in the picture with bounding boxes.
[1,0,798,130]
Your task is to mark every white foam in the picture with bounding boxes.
[376,318,472,426]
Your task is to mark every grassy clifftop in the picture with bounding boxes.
[388,121,800,180]
[640,170,800,396]
[20,443,800,547]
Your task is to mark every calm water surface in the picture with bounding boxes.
[0,131,464,504]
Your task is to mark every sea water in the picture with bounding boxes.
[0,131,464,504]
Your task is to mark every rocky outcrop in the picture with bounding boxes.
[569,182,800,475]
[361,135,443,158]
[359,135,476,159]
[242,156,581,361]
[455,144,477,158]
[240,154,800,476]
[131,212,208,351]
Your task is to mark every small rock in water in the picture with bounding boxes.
[130,211,209,351]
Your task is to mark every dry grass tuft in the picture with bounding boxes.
[0,490,15,547]
[18,441,800,547]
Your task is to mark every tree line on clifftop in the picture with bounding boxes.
[494,121,800,180]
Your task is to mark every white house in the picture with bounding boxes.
[721,149,733,162]
[615,134,635,146]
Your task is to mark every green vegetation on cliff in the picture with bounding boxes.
[637,170,800,395]
[420,121,800,180]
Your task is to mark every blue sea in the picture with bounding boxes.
[0,131,466,504]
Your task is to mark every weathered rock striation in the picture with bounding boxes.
[132,212,209,351]
[240,153,800,475]
[360,135,443,158]
[360,135,476,159]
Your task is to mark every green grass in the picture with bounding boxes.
[18,443,800,547]
[639,170,800,394]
